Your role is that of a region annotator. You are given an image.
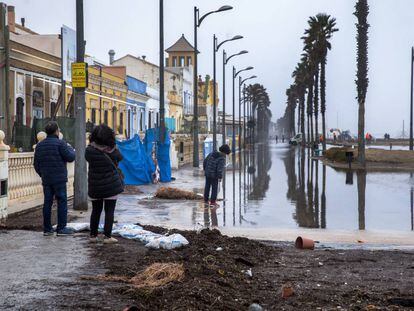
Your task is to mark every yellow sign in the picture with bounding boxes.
[71,62,88,88]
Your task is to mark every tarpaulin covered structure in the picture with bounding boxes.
[144,128,172,183]
[116,135,154,185]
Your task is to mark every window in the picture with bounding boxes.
[119,112,124,135]
[50,102,57,119]
[112,106,117,130]
[91,108,96,124]
[104,110,108,124]
[140,110,143,131]
[187,56,192,66]
[172,56,177,67]
[179,56,185,67]
[16,97,24,125]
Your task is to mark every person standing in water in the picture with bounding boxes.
[203,144,231,207]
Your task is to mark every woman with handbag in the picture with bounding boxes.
[85,124,124,244]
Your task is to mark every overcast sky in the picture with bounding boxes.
[7,0,414,136]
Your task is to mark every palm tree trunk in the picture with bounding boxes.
[300,94,306,147]
[320,59,327,152]
[307,82,314,146]
[314,67,319,144]
[358,99,365,165]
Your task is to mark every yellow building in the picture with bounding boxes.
[66,65,127,135]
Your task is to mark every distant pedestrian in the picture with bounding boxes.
[333,133,337,142]
[203,144,231,207]
[85,124,124,244]
[282,135,285,143]
[275,135,278,143]
[34,121,76,236]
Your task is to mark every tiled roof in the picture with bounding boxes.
[166,34,196,53]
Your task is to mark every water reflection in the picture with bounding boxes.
[357,170,366,230]
[127,141,414,234]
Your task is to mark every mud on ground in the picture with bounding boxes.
[88,226,414,310]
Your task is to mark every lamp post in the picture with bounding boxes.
[213,35,243,150]
[410,46,413,150]
[193,5,233,167]
[159,0,165,143]
[232,66,253,154]
[240,75,257,149]
[222,50,248,146]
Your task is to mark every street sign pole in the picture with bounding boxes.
[73,0,88,211]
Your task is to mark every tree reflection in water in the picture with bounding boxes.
[285,147,327,228]
[248,143,272,200]
[357,170,366,230]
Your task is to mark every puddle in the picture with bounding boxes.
[117,142,414,246]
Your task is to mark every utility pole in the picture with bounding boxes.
[60,26,66,117]
[193,7,200,167]
[0,4,10,140]
[410,47,413,150]
[73,0,87,210]
[159,0,165,143]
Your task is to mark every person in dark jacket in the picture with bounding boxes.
[203,144,231,206]
[85,124,124,244]
[34,121,76,236]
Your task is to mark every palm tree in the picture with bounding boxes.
[292,61,308,146]
[355,0,369,166]
[304,14,338,150]
[246,84,272,142]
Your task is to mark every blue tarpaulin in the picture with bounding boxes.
[144,128,172,183]
[116,135,154,185]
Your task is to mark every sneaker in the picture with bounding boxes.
[43,230,54,236]
[56,227,74,236]
[103,237,118,244]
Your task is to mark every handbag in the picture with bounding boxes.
[103,152,125,187]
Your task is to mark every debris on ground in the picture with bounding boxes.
[84,262,184,290]
[123,185,144,195]
[154,187,203,200]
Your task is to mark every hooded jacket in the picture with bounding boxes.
[85,145,124,199]
[203,151,226,179]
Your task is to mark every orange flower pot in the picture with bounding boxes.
[295,236,315,250]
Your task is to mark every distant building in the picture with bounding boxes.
[113,53,183,132]
[165,34,195,133]
[125,76,149,138]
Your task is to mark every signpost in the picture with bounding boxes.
[71,62,88,88]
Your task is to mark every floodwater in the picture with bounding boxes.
[118,142,414,245]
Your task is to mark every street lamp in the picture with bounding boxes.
[222,50,248,146]
[213,35,243,150]
[240,75,257,149]
[232,66,253,154]
[193,5,233,167]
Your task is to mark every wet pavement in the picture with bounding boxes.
[0,230,134,310]
[116,142,414,246]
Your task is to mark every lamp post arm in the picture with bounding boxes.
[198,10,216,26]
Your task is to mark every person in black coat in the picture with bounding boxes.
[34,121,76,236]
[85,124,124,244]
[203,144,231,206]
